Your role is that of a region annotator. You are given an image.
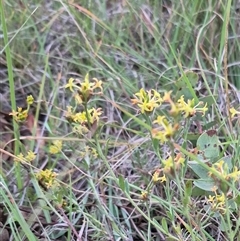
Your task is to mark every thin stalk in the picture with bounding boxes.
[0,0,22,188]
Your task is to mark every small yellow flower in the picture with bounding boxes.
[140,191,149,200]
[65,74,104,102]
[36,169,58,189]
[72,108,102,125]
[73,125,89,135]
[177,96,195,117]
[162,157,174,174]
[81,73,94,92]
[216,193,225,204]
[92,78,103,92]
[153,115,165,125]
[174,153,185,170]
[207,191,226,213]
[131,88,162,114]
[9,107,28,122]
[90,108,102,123]
[14,153,24,162]
[74,93,83,104]
[65,78,76,92]
[159,174,167,182]
[208,195,215,203]
[230,107,240,118]
[152,169,166,183]
[26,95,34,105]
[161,154,185,177]
[177,96,208,117]
[49,140,62,154]
[209,160,228,179]
[163,91,172,102]
[227,166,240,181]
[151,128,168,143]
[25,151,36,162]
[73,112,88,124]
[152,116,177,143]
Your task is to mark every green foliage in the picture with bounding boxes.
[197,130,219,160]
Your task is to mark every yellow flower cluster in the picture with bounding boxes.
[14,150,36,163]
[151,116,179,143]
[132,90,208,144]
[64,74,103,136]
[65,107,102,125]
[177,96,208,117]
[132,89,208,117]
[9,107,28,122]
[65,74,103,103]
[36,169,58,189]
[140,153,185,201]
[131,88,163,114]
[207,192,226,214]
[49,140,63,154]
[152,169,166,183]
[9,95,34,122]
[162,153,185,175]
[208,160,240,192]
[79,146,98,159]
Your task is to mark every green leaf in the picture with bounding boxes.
[118,175,125,191]
[161,217,168,233]
[183,180,192,207]
[176,71,198,88]
[175,71,198,100]
[191,186,207,197]
[197,131,219,160]
[193,179,215,191]
[200,95,218,107]
[189,163,209,179]
[185,180,192,197]
[220,156,233,170]
[234,195,240,206]
[125,179,130,195]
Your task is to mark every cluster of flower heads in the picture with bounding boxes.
[132,88,208,201]
[49,140,63,154]
[14,150,36,163]
[132,89,208,144]
[209,160,240,189]
[79,146,98,159]
[133,87,240,219]
[65,73,103,103]
[207,192,226,214]
[64,74,103,134]
[131,88,163,113]
[140,153,185,200]
[205,160,240,213]
[36,169,58,189]
[131,89,208,117]
[65,106,102,126]
[9,95,34,122]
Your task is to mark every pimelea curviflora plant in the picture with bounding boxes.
[131,85,240,238]
[64,73,103,136]
[9,74,104,207]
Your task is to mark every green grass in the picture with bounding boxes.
[1,0,240,240]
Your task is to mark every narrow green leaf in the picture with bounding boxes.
[118,175,125,191]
